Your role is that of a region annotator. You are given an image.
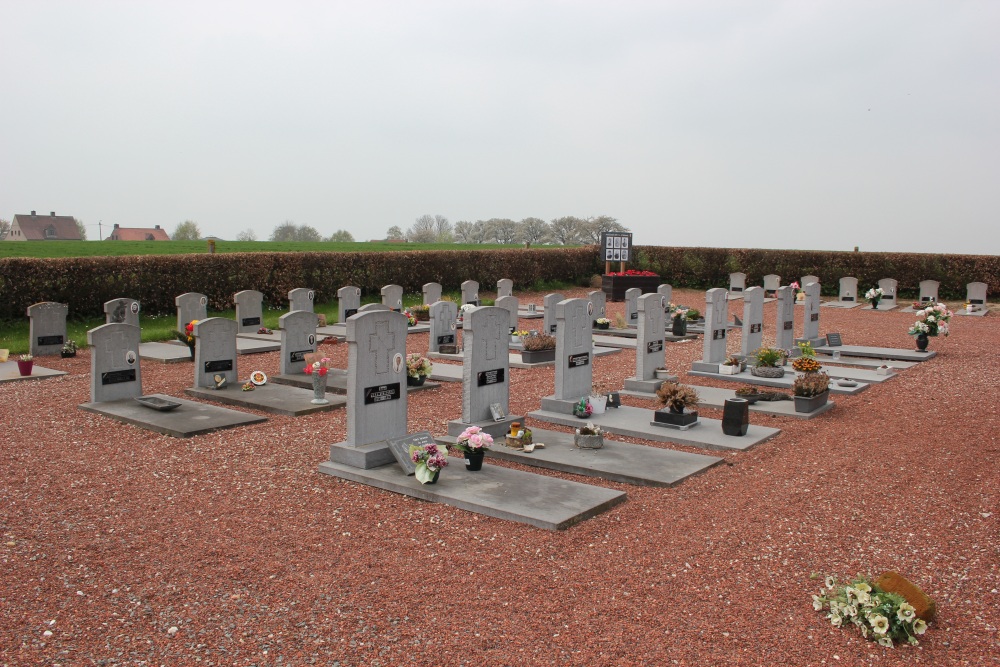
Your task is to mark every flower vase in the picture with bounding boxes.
[671,317,687,336]
[426,469,441,484]
[16,360,33,376]
[870,300,879,309]
[311,373,329,404]
[915,333,929,352]
[407,375,427,387]
[465,450,485,471]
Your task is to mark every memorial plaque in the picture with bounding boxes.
[549,324,557,333]
[843,296,854,301]
[971,299,984,305]
[631,312,638,320]
[750,324,761,334]
[241,317,261,327]
[713,329,726,340]
[102,369,136,385]
[205,359,234,373]
[345,308,358,318]
[364,383,401,405]
[731,286,743,292]
[826,332,843,347]
[37,335,64,346]
[784,321,794,330]
[437,334,455,345]
[387,431,436,475]
[290,350,310,363]
[810,313,819,322]
[568,352,590,367]
[646,340,663,354]
[477,368,505,386]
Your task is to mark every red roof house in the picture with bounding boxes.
[106,224,171,241]
[5,211,82,241]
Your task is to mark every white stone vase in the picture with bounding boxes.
[311,372,329,404]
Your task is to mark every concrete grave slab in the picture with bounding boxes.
[591,326,637,339]
[812,344,937,362]
[185,383,345,416]
[236,338,281,354]
[138,342,193,364]
[428,362,463,382]
[272,370,439,395]
[0,360,67,383]
[79,393,267,438]
[815,354,917,369]
[630,384,835,420]
[28,302,69,356]
[687,368,871,395]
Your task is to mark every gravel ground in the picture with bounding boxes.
[2,288,997,666]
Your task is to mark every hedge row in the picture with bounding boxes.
[0,247,600,319]
[634,247,999,300]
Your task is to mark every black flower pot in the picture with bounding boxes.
[722,398,750,436]
[407,375,427,387]
[465,450,485,471]
[671,318,687,336]
[654,409,698,426]
[915,333,929,351]
[61,351,76,359]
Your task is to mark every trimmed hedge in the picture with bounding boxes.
[0,247,600,319]
[635,247,999,300]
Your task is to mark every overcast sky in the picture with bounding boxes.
[2,1,997,254]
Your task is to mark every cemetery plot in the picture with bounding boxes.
[138,342,194,364]
[79,393,266,438]
[0,360,66,383]
[682,385,834,420]
[956,282,989,316]
[184,383,346,416]
[687,366,871,394]
[272,370,441,395]
[811,343,937,362]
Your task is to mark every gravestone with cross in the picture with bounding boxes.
[657,284,673,313]
[234,290,264,333]
[279,310,319,375]
[588,290,607,324]
[495,295,519,334]
[176,292,208,334]
[775,286,796,350]
[839,276,858,302]
[338,286,361,322]
[497,278,513,298]
[740,286,765,357]
[87,323,142,403]
[691,289,728,372]
[327,310,409,469]
[422,282,442,306]
[625,293,672,390]
[798,282,823,345]
[623,288,642,325]
[553,298,593,402]
[729,272,746,294]
[104,298,140,328]
[27,302,69,356]
[428,300,458,353]
[543,293,563,334]
[381,284,403,312]
[288,288,315,313]
[192,318,238,389]
[461,280,480,306]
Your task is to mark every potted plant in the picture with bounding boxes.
[574,422,604,449]
[735,385,763,404]
[589,383,610,414]
[174,319,199,359]
[750,347,786,378]
[790,281,804,301]
[16,354,34,377]
[671,308,688,335]
[409,443,448,484]
[410,304,431,322]
[594,317,611,330]
[510,329,529,344]
[685,308,701,322]
[792,372,830,413]
[520,332,556,363]
[573,397,593,419]
[865,286,884,309]
[452,425,493,471]
[719,355,742,375]
[303,353,333,404]
[406,353,432,386]
[61,340,78,358]
[653,381,700,427]
[791,349,823,373]
[907,302,952,352]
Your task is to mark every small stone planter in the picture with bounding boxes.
[719,364,740,375]
[750,366,785,378]
[520,348,555,364]
[793,390,830,413]
[574,431,604,449]
[654,369,672,379]
[653,409,698,427]
[438,344,459,355]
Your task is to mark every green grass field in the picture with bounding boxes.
[0,240,536,259]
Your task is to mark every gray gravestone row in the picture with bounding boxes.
[495,296,519,334]
[624,288,641,325]
[543,293,563,334]
[775,286,796,350]
[27,302,69,356]
[739,287,765,357]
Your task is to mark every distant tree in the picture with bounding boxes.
[296,225,322,242]
[74,218,87,240]
[173,220,202,241]
[470,220,493,243]
[327,229,355,242]
[549,216,584,245]
[269,221,321,242]
[453,220,475,243]
[236,228,257,242]
[406,214,438,243]
[0,218,9,239]
[518,217,550,245]
[385,225,405,241]
[488,218,519,244]
[579,215,628,244]
[433,215,453,243]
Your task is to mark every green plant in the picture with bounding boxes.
[753,347,785,368]
[61,339,78,353]
[793,372,830,397]
[521,333,556,351]
[655,382,700,412]
[796,341,816,358]
[685,308,700,320]
[811,573,930,647]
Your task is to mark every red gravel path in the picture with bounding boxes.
[2,288,997,666]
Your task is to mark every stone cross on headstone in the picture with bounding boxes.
[495,295,519,334]
[104,298,140,328]
[192,317,238,388]
[800,282,822,344]
[288,288,315,313]
[422,282,442,305]
[554,298,593,400]
[462,306,510,423]
[878,278,897,305]
[657,284,673,313]
[587,290,607,322]
[740,287,765,357]
[87,323,142,403]
[428,301,458,353]
[234,290,264,333]
[763,274,780,297]
[918,280,940,304]
[381,284,403,312]
[27,301,69,356]
[175,292,207,334]
[338,286,361,322]
[839,277,858,302]
[729,272,746,294]
[344,310,408,450]
[774,286,796,350]
[461,280,480,306]
[691,289,728,371]
[496,278,513,298]
[543,293,563,334]
[636,293,666,380]
[624,288,641,325]
[279,310,318,375]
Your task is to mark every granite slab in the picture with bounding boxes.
[0,361,67,383]
[816,355,916,369]
[687,368,871,395]
[622,384,837,420]
[812,344,937,362]
[79,393,267,437]
[184,383,346,416]
[138,342,193,364]
[235,337,281,354]
[270,372,440,395]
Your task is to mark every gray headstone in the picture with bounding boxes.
[966,281,987,305]
[422,282,442,305]
[192,317,238,389]
[636,293,666,381]
[461,280,480,306]
[462,307,510,423]
[543,293,563,334]
[497,278,514,298]
[624,288,641,325]
[175,292,208,333]
[587,290,607,320]
[801,275,820,288]
[775,286,796,350]
[878,278,897,304]
[279,310,319,375]
[381,284,403,312]
[288,288,315,313]
[729,272,746,293]
[338,286,361,322]
[27,301,69,356]
[344,310,409,447]
[553,298,593,400]
[763,274,780,296]
[234,290,264,333]
[87,323,142,403]
[740,287,765,356]
[696,289,728,366]
[359,303,391,313]
[428,300,458,353]
[495,295,519,334]
[104,298,140,328]
[657,284,673,310]
[918,280,940,303]
[839,276,858,302]
[802,282,821,341]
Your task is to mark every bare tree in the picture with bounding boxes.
[579,215,628,244]
[518,217,550,245]
[236,228,257,242]
[406,214,438,243]
[0,218,10,239]
[385,225,405,241]
[549,216,584,245]
[173,220,202,241]
[453,220,475,243]
[488,218,519,244]
[327,229,355,242]
[433,215,453,243]
[74,218,88,240]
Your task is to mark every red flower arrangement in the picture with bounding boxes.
[605,270,660,277]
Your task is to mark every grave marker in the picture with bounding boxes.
[288,288,315,313]
[801,275,820,288]
[428,301,458,353]
[839,276,858,302]
[958,282,989,316]
[799,282,824,345]
[381,284,403,312]
[775,286,796,350]
[234,290,264,333]
[630,293,669,388]
[554,298,593,401]
[192,318,238,389]
[878,278,898,305]
[88,323,142,403]
[338,286,361,322]
[739,287,765,356]
[918,280,940,303]
[279,310,319,375]
[624,288,641,324]
[176,292,208,333]
[588,290,607,322]
[763,274,781,297]
[461,280,480,306]
[495,295,519,334]
[422,282,442,305]
[497,278,514,298]
[543,293,563,334]
[729,272,746,294]
[691,289,728,372]
[104,298,140,328]
[460,307,512,427]
[27,302,69,356]
[657,284,673,310]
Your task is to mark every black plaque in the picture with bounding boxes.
[477,368,505,386]
[241,317,261,326]
[971,298,984,305]
[101,369,136,385]
[842,296,854,301]
[750,323,762,334]
[37,335,64,346]
[344,308,358,318]
[783,321,794,331]
[509,326,516,335]
[568,352,590,367]
[646,340,663,354]
[437,334,455,345]
[204,359,234,373]
[386,431,435,475]
[712,329,727,340]
[549,324,557,333]
[630,312,638,320]
[826,332,843,347]
[921,297,932,302]
[290,350,310,363]
[810,313,819,322]
[731,286,743,292]
[364,383,400,404]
